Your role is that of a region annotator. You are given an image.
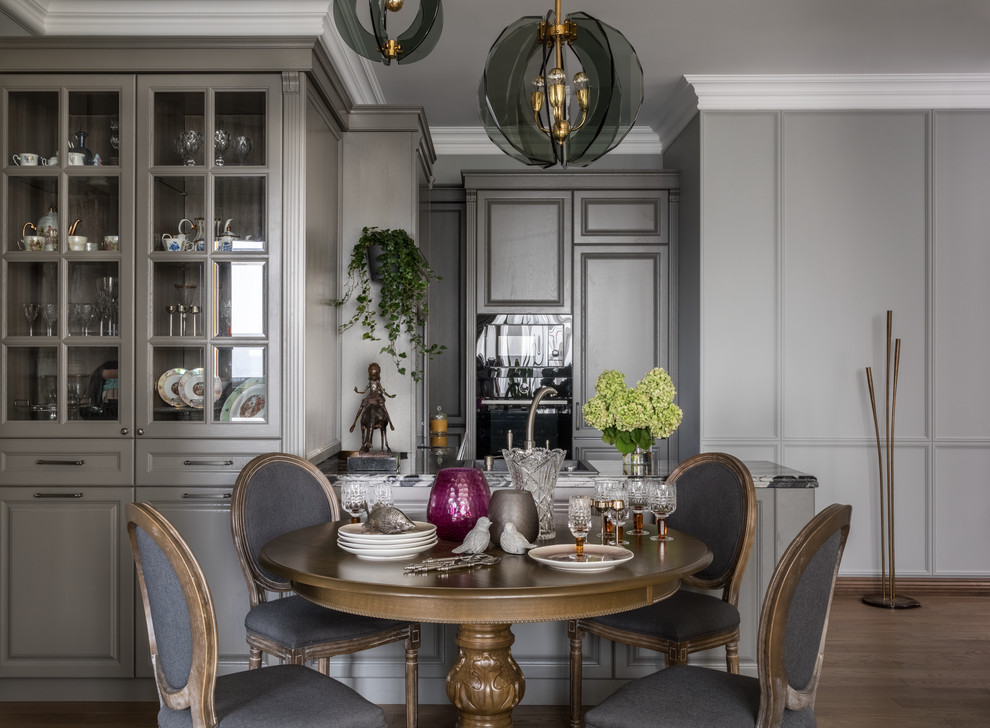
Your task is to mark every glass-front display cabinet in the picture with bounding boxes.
[135,76,281,437]
[1,76,135,436]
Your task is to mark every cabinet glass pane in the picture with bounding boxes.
[152,261,204,338]
[7,92,58,165]
[214,176,266,251]
[154,92,206,167]
[151,347,206,422]
[6,346,57,421]
[215,91,266,166]
[68,176,120,251]
[6,261,57,336]
[8,176,58,252]
[68,346,120,421]
[68,261,120,337]
[213,261,266,337]
[153,176,205,252]
[214,346,266,423]
[67,91,120,167]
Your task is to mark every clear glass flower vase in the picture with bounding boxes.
[502,447,566,540]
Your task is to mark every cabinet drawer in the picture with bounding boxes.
[0,439,133,486]
[574,190,669,245]
[135,439,281,486]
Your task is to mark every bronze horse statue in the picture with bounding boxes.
[349,363,395,452]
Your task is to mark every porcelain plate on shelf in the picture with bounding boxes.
[177,367,222,409]
[528,544,634,573]
[220,377,267,421]
[156,367,187,407]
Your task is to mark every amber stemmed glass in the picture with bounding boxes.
[609,485,630,545]
[567,495,592,560]
[626,477,649,535]
[341,482,367,524]
[593,478,617,544]
[648,479,677,542]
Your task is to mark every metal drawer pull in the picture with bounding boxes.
[183,459,235,467]
[36,459,86,466]
[181,492,233,499]
[34,492,84,498]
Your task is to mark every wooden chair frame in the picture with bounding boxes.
[569,452,757,728]
[128,502,220,728]
[756,503,851,726]
[230,452,419,728]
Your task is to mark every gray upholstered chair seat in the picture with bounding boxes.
[158,663,388,728]
[584,665,815,728]
[246,595,408,648]
[589,589,740,641]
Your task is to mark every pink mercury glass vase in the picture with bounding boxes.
[427,467,491,541]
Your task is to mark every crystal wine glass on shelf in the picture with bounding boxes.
[609,485,630,545]
[41,303,58,336]
[341,482,367,524]
[593,478,617,544]
[648,479,677,542]
[567,495,592,560]
[23,303,40,336]
[626,477,649,535]
[78,303,95,336]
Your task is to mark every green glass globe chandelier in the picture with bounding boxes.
[334,0,443,65]
[479,0,643,168]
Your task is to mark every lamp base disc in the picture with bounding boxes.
[862,593,921,609]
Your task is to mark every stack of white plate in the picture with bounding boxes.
[337,521,438,561]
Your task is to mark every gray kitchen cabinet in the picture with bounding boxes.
[134,486,251,675]
[573,189,671,245]
[472,188,572,313]
[0,485,134,678]
[572,244,673,463]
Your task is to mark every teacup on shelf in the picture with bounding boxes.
[68,235,88,251]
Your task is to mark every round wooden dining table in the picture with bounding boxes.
[260,519,712,728]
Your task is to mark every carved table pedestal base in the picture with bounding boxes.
[446,623,524,728]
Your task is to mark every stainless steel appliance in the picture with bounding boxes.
[475,314,573,458]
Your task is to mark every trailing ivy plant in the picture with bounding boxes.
[332,226,445,382]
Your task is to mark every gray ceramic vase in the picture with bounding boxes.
[486,488,540,544]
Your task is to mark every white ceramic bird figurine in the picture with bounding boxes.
[499,521,538,554]
[452,516,492,554]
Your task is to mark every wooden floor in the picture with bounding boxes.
[2,594,988,727]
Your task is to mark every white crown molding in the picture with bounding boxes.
[685,74,990,110]
[9,0,332,35]
[431,125,662,158]
[0,0,47,33]
[653,77,699,150]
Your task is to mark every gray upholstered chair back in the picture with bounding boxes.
[758,503,851,722]
[665,453,756,589]
[128,502,219,726]
[232,453,340,595]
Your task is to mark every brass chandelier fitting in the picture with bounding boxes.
[334,0,443,65]
[480,0,643,168]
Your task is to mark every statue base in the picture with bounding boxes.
[347,452,399,472]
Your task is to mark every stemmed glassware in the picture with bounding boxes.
[78,303,95,336]
[593,478,616,544]
[214,129,230,166]
[648,479,677,542]
[608,485,630,545]
[341,482,368,524]
[626,478,649,536]
[372,481,394,508]
[23,303,40,336]
[96,276,118,336]
[567,495,592,560]
[41,303,58,336]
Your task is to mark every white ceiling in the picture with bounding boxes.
[3,1,990,142]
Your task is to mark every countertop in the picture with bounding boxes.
[317,451,817,489]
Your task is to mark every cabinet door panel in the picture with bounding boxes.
[574,189,669,245]
[0,486,133,678]
[573,246,670,443]
[135,487,250,674]
[476,190,571,313]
